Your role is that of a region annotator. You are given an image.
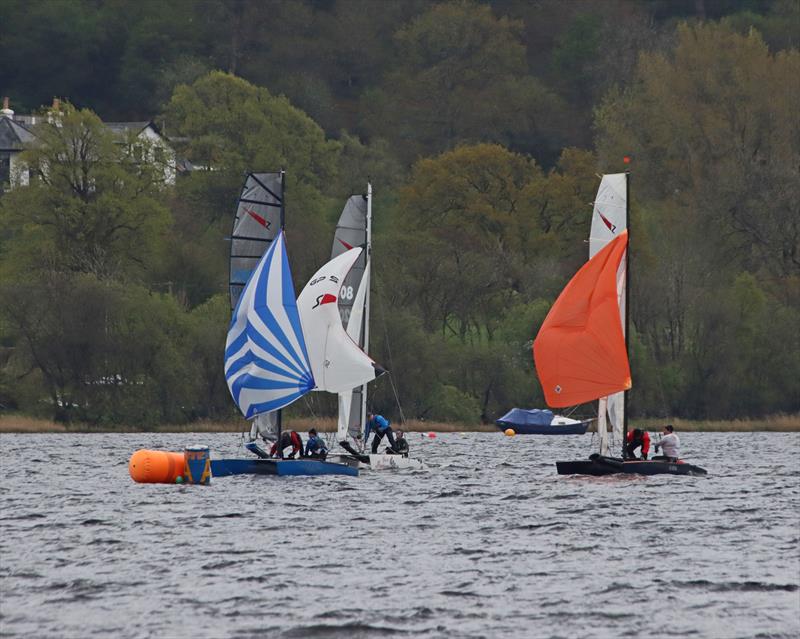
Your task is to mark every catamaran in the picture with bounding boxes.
[534,172,707,476]
[128,172,384,482]
[326,185,423,470]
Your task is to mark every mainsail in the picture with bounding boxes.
[533,231,631,408]
[229,172,283,309]
[588,174,628,454]
[330,188,371,442]
[224,230,315,419]
[228,172,286,441]
[296,247,382,394]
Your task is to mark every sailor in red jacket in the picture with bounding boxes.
[625,428,650,460]
[270,431,304,459]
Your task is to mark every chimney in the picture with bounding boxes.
[0,96,13,117]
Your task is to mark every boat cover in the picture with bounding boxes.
[497,408,554,427]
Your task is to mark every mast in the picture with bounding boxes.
[360,183,372,429]
[621,170,630,457]
[277,169,286,444]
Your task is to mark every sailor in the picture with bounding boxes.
[653,424,680,462]
[305,428,328,460]
[364,412,397,454]
[625,428,650,460]
[386,430,409,456]
[270,431,304,459]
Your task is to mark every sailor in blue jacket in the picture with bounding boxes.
[364,412,397,454]
[305,428,328,459]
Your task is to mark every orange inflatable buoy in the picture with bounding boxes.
[129,449,185,484]
[427,432,437,438]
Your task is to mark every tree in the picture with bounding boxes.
[0,104,170,283]
[595,22,800,283]
[162,72,342,284]
[358,1,568,165]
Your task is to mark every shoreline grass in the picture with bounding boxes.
[0,413,797,434]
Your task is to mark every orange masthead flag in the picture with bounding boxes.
[533,231,631,408]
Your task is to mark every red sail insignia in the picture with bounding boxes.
[598,212,616,233]
[245,208,270,228]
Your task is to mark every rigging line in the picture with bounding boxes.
[371,269,406,424]
[387,371,407,426]
[300,395,337,448]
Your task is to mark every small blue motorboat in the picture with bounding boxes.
[496,408,592,435]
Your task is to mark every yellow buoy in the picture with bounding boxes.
[504,428,516,437]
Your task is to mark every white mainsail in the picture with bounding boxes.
[589,173,628,454]
[296,247,380,393]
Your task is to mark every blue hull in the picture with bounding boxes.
[496,421,590,435]
[210,458,359,477]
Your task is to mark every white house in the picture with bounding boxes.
[0,98,35,190]
[0,98,177,190]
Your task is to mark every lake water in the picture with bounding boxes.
[0,431,798,638]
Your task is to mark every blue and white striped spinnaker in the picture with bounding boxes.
[224,231,315,419]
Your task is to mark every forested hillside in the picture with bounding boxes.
[1,0,798,426]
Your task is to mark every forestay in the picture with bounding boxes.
[224,231,315,419]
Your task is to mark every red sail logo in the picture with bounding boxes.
[245,208,270,229]
[598,212,616,233]
[312,293,338,309]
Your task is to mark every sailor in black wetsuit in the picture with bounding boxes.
[386,430,409,457]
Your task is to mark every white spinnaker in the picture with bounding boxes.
[297,247,379,393]
[589,174,628,451]
[337,268,370,441]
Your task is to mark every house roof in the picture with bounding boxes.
[0,116,35,151]
[105,121,162,137]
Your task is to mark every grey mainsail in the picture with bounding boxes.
[229,172,285,444]
[331,186,372,442]
[229,172,283,310]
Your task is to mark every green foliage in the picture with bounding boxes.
[0,105,171,283]
[359,1,569,164]
[426,384,480,423]
[1,5,798,426]
[163,71,341,283]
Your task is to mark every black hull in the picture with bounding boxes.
[556,456,707,476]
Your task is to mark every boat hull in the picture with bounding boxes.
[496,421,590,435]
[336,441,423,470]
[556,456,707,476]
[366,454,424,470]
[210,458,358,477]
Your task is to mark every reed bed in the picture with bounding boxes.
[0,413,797,433]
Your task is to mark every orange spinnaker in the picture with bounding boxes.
[533,231,631,407]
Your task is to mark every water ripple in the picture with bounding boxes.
[0,431,798,639]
